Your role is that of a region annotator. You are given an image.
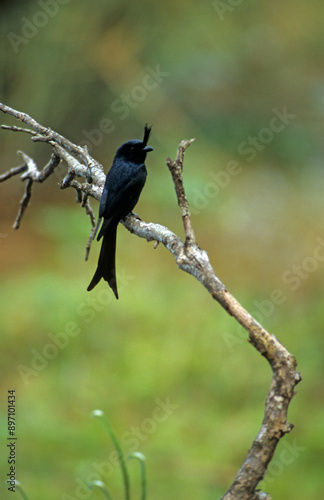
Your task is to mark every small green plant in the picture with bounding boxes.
[128,453,146,500]
[88,480,113,499]
[3,481,29,500]
[90,410,147,500]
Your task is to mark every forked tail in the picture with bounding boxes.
[87,224,119,299]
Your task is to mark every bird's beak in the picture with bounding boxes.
[143,146,153,152]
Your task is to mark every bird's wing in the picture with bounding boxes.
[102,167,147,221]
[99,185,108,219]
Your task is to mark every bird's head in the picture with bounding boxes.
[115,124,153,163]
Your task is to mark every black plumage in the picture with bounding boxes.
[87,125,153,299]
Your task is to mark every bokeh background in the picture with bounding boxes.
[1,1,324,499]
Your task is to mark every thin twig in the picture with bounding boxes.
[13,178,33,229]
[1,124,37,135]
[37,152,61,182]
[84,198,97,261]
[0,102,105,184]
[0,164,27,182]
[18,151,38,178]
[166,138,196,245]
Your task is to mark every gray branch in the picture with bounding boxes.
[0,102,301,499]
[0,103,105,256]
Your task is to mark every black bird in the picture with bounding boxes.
[87,125,153,299]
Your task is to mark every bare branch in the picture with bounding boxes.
[166,138,196,244]
[18,150,38,177]
[36,152,61,182]
[0,103,50,135]
[13,178,33,230]
[0,103,301,499]
[122,147,301,499]
[84,199,97,261]
[0,102,105,248]
[0,102,105,185]
[0,164,27,182]
[1,124,37,135]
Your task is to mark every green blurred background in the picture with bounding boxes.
[0,1,323,499]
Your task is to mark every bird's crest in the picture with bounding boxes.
[143,124,152,147]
